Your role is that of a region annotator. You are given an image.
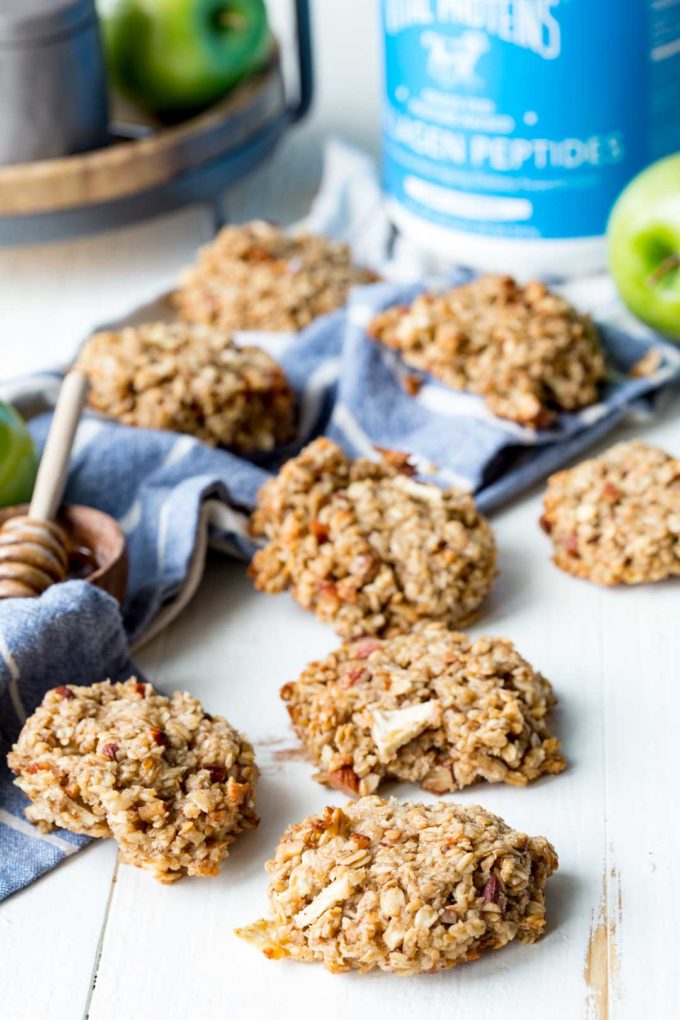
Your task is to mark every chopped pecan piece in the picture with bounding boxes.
[601,482,622,502]
[483,874,503,907]
[205,763,227,783]
[563,533,579,555]
[374,446,417,476]
[326,766,361,796]
[53,685,75,700]
[310,519,329,543]
[150,727,169,747]
[101,742,119,761]
[352,637,381,660]
[403,374,423,397]
[338,667,367,689]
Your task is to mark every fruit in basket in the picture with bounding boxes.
[0,402,37,509]
[97,0,271,119]
[608,154,680,341]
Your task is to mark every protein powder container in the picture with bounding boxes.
[381,0,680,276]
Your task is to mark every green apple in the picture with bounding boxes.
[98,0,270,119]
[608,154,680,340]
[0,402,37,509]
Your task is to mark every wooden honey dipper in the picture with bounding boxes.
[0,370,89,599]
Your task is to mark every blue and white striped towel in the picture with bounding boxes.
[1,140,679,901]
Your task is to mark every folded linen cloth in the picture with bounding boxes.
[1,140,679,901]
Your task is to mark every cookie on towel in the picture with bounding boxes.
[77,320,296,452]
[541,440,680,585]
[174,220,378,332]
[249,437,497,638]
[280,623,565,796]
[236,796,558,975]
[8,678,258,883]
[368,274,605,428]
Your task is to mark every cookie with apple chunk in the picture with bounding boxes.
[280,623,564,797]
[236,797,558,975]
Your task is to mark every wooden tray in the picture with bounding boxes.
[0,0,314,246]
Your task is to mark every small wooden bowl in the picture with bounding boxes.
[0,504,128,604]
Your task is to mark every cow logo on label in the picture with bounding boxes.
[421,29,489,87]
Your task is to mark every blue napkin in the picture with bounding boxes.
[1,275,679,902]
[0,583,133,899]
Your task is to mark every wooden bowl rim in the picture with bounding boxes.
[0,503,126,585]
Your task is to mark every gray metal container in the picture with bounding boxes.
[0,0,109,165]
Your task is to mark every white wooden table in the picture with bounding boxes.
[1,5,679,1015]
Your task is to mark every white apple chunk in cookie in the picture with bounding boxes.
[236,797,558,975]
[280,623,565,796]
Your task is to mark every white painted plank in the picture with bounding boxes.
[599,565,680,1018]
[0,840,118,1020]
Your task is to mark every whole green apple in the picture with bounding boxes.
[0,402,37,509]
[98,0,270,119]
[608,154,680,341]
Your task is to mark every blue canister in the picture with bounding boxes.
[381,0,680,275]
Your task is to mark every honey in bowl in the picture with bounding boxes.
[0,504,128,604]
[67,542,99,581]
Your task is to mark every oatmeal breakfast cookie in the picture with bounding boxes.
[280,623,565,796]
[76,321,296,452]
[236,796,558,975]
[541,440,680,585]
[249,437,497,638]
[8,679,258,883]
[368,274,605,428]
[174,220,378,332]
